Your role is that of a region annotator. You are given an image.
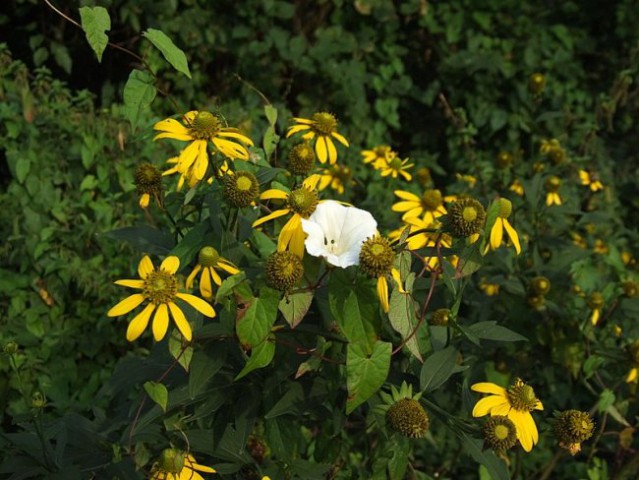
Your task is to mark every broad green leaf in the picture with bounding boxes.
[279,291,313,328]
[143,381,168,412]
[79,7,110,62]
[215,272,247,302]
[188,349,226,398]
[388,286,422,361]
[123,70,156,131]
[265,104,278,125]
[168,333,193,372]
[460,434,509,480]
[236,287,279,347]
[143,29,191,78]
[168,222,209,267]
[102,225,174,254]
[329,281,377,353]
[15,157,30,183]
[420,346,459,393]
[467,321,527,343]
[263,125,280,159]
[235,335,276,380]
[597,389,615,413]
[346,341,391,414]
[265,382,304,418]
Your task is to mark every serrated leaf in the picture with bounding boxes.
[388,287,422,361]
[143,28,191,78]
[79,7,110,62]
[346,341,391,414]
[236,287,279,347]
[215,272,247,303]
[420,346,459,393]
[143,381,168,412]
[279,291,313,328]
[235,335,276,379]
[123,70,156,131]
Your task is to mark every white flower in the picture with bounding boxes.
[301,200,378,268]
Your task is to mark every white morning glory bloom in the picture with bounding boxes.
[301,200,378,268]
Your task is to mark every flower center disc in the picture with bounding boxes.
[462,206,478,222]
[422,189,443,211]
[236,176,253,191]
[389,157,403,170]
[507,380,539,412]
[311,112,337,135]
[144,270,178,305]
[288,187,319,218]
[494,424,510,440]
[199,246,220,267]
[191,111,221,139]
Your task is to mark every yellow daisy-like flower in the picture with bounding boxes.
[472,379,544,452]
[626,341,639,383]
[392,189,455,223]
[316,164,353,194]
[391,217,455,270]
[286,112,349,164]
[509,179,524,197]
[379,156,414,181]
[186,247,240,301]
[486,198,521,255]
[252,176,321,258]
[107,256,216,342]
[150,450,216,480]
[154,110,254,187]
[361,145,397,170]
[587,292,604,325]
[544,176,562,206]
[579,170,603,192]
[455,173,477,188]
[479,278,500,296]
[359,235,404,313]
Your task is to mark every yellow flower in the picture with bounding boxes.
[252,176,321,258]
[286,112,349,164]
[486,198,521,255]
[540,138,566,164]
[107,256,216,342]
[186,247,240,301]
[392,188,454,223]
[150,451,216,480]
[479,278,500,296]
[626,342,639,383]
[587,292,604,325]
[316,164,352,194]
[579,170,603,192]
[379,156,414,181]
[361,145,396,169]
[472,379,544,452]
[393,217,454,270]
[359,235,404,313]
[544,176,562,206]
[509,179,524,196]
[153,111,253,187]
[455,173,477,188]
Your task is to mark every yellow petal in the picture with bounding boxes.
[503,218,521,254]
[160,256,180,274]
[218,130,254,146]
[288,217,306,258]
[192,141,209,180]
[278,215,300,252]
[392,201,419,213]
[186,264,202,289]
[114,279,145,289]
[139,193,150,209]
[394,190,420,202]
[260,189,289,201]
[391,268,405,293]
[626,367,638,383]
[591,308,600,326]
[212,137,249,160]
[138,256,154,279]
[176,293,216,317]
[153,118,190,136]
[490,219,504,251]
[286,124,312,137]
[509,409,538,452]
[186,455,216,473]
[316,136,328,164]
[491,401,512,416]
[209,267,222,287]
[217,260,240,275]
[252,208,290,227]
[152,303,170,341]
[377,276,389,313]
[331,131,349,147]
[472,395,509,417]
[153,132,193,142]
[200,267,214,300]
[177,140,203,171]
[126,303,155,341]
[108,294,146,317]
[168,301,192,341]
[326,137,337,164]
[471,382,508,396]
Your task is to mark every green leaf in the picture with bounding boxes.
[168,222,209,267]
[388,286,423,361]
[329,280,378,352]
[420,346,459,393]
[15,157,30,183]
[168,334,193,372]
[143,28,191,78]
[467,321,527,343]
[263,125,280,159]
[102,225,175,254]
[279,291,313,328]
[188,349,226,398]
[235,335,276,380]
[346,341,391,414]
[123,70,156,131]
[79,7,110,63]
[265,383,304,418]
[215,272,247,303]
[143,381,168,412]
[236,287,279,347]
[460,434,509,480]
[264,104,278,125]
